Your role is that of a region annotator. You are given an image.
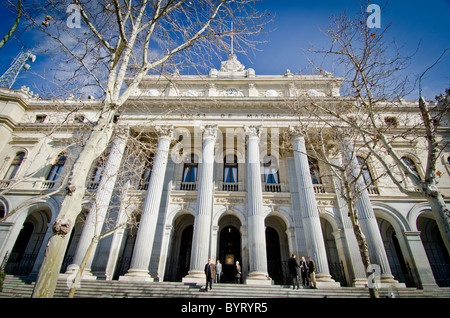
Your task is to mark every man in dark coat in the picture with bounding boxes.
[288,254,300,289]
[204,258,216,291]
[300,256,309,287]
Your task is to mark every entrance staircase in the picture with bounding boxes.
[1,275,449,298]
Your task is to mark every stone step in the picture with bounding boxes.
[1,275,449,298]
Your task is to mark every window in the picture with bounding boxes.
[309,158,322,185]
[357,156,374,186]
[224,155,238,184]
[74,114,85,123]
[138,153,154,190]
[47,154,67,181]
[88,157,105,190]
[0,201,6,218]
[35,114,47,123]
[263,156,279,184]
[263,155,281,192]
[5,152,25,179]
[401,157,421,180]
[223,154,239,191]
[182,154,198,183]
[384,116,398,128]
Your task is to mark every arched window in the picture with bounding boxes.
[5,152,25,179]
[47,154,67,181]
[88,157,105,190]
[0,200,6,219]
[401,156,421,180]
[357,156,374,186]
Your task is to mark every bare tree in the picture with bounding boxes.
[300,1,449,253]
[0,0,22,49]
[8,0,271,298]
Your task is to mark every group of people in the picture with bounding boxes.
[288,254,317,289]
[204,259,241,291]
[204,254,317,291]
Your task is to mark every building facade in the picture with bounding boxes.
[0,55,449,289]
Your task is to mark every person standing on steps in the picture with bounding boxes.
[234,261,241,284]
[308,256,317,289]
[215,259,222,283]
[204,258,216,292]
[299,256,309,287]
[288,254,300,289]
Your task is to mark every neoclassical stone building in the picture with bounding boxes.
[0,54,449,290]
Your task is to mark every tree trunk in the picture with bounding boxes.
[32,106,116,298]
[67,236,98,298]
[426,191,450,252]
[344,175,379,298]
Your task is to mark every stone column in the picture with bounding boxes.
[341,137,398,286]
[289,127,336,285]
[183,125,218,283]
[403,231,439,290]
[121,125,173,281]
[66,133,128,277]
[244,125,271,285]
[330,157,368,287]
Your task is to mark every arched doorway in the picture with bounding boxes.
[418,215,450,286]
[378,218,415,287]
[217,214,242,283]
[219,225,241,283]
[165,213,194,281]
[321,218,347,286]
[5,210,50,275]
[177,225,193,280]
[265,216,290,285]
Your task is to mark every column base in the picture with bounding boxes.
[119,269,154,282]
[245,271,273,286]
[352,278,370,288]
[182,270,206,284]
[315,274,341,288]
[365,274,406,289]
[63,265,97,280]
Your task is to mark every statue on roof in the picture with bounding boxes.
[220,54,245,73]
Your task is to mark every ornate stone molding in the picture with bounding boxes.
[154,124,174,139]
[288,125,305,140]
[244,125,262,139]
[201,124,218,140]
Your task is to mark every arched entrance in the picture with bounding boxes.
[378,218,415,287]
[321,218,347,286]
[265,216,290,285]
[217,214,242,283]
[5,210,50,275]
[417,215,450,287]
[219,226,241,282]
[165,213,194,281]
[177,224,193,280]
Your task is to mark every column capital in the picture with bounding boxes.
[288,126,305,141]
[201,124,218,141]
[244,125,262,139]
[154,125,174,140]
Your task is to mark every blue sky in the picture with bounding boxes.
[0,0,449,100]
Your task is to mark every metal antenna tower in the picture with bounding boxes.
[0,50,36,89]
